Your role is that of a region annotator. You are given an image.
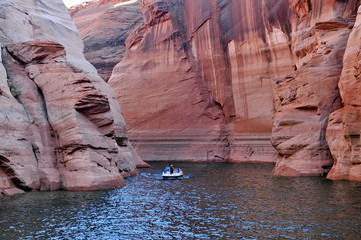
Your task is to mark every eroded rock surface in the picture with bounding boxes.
[183,0,293,162]
[326,6,361,181]
[0,0,146,196]
[109,0,230,161]
[272,3,358,177]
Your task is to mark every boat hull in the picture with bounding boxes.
[162,174,183,179]
[162,168,183,179]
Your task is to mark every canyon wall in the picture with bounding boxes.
[182,0,296,162]
[108,0,231,161]
[76,0,361,179]
[0,0,146,196]
[272,1,358,177]
[326,6,361,181]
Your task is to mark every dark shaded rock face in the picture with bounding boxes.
[78,0,361,180]
[0,0,147,196]
[70,0,143,81]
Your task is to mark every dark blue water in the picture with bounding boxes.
[1,162,361,239]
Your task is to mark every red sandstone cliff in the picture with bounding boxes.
[0,0,147,196]
[326,6,361,181]
[75,1,361,179]
[108,0,230,162]
[272,1,358,177]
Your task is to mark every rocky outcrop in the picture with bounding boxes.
[326,6,361,181]
[272,2,358,176]
[79,0,361,179]
[0,0,146,196]
[70,0,143,81]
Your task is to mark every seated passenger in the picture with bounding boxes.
[164,166,171,172]
[170,165,174,174]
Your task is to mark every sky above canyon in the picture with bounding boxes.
[62,0,139,7]
[63,0,88,7]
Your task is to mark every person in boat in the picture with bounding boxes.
[170,165,174,174]
[164,165,171,173]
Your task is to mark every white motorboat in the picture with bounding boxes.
[162,166,183,179]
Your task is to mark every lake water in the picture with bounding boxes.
[0,162,361,239]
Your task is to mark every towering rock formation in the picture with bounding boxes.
[326,6,361,181]
[76,0,361,180]
[272,1,358,176]
[182,0,293,162]
[70,0,143,81]
[104,0,301,162]
[109,0,231,161]
[0,0,146,196]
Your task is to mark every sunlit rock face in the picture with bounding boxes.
[0,0,145,196]
[70,0,143,81]
[326,6,361,181]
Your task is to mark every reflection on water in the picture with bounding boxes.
[1,162,361,239]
